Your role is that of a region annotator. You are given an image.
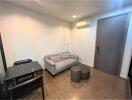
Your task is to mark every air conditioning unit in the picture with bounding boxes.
[76,20,91,29]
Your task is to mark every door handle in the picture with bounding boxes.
[96,46,100,53]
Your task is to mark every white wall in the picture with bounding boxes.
[0,2,71,68]
[0,17,1,32]
[72,6,132,79]
[71,20,96,67]
[0,2,2,32]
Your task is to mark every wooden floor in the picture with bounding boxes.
[21,68,131,100]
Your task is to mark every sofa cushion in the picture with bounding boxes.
[45,59,55,65]
[50,56,63,63]
[62,55,72,60]
[55,58,77,71]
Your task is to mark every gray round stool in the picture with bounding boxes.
[81,66,90,80]
[71,66,81,83]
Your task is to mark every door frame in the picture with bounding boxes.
[94,13,130,76]
[0,33,7,72]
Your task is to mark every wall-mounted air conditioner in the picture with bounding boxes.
[76,20,91,29]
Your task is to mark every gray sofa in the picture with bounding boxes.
[44,52,78,76]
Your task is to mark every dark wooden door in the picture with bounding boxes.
[94,14,129,76]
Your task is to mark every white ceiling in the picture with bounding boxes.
[2,0,132,22]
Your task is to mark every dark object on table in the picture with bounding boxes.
[71,64,90,83]
[13,59,32,65]
[81,66,90,80]
[3,61,45,100]
[71,66,81,83]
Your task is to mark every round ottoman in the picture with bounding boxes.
[81,66,90,80]
[71,66,81,83]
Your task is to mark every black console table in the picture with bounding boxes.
[3,61,45,100]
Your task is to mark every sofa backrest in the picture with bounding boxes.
[44,51,71,59]
[44,53,59,59]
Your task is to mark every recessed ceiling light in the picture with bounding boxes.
[72,15,77,18]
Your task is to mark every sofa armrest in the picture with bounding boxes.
[45,58,55,66]
[44,58,56,75]
[71,55,79,61]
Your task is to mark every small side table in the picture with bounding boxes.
[71,66,81,83]
[81,66,90,80]
[71,64,90,83]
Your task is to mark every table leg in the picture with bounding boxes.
[9,90,13,100]
[41,77,45,100]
